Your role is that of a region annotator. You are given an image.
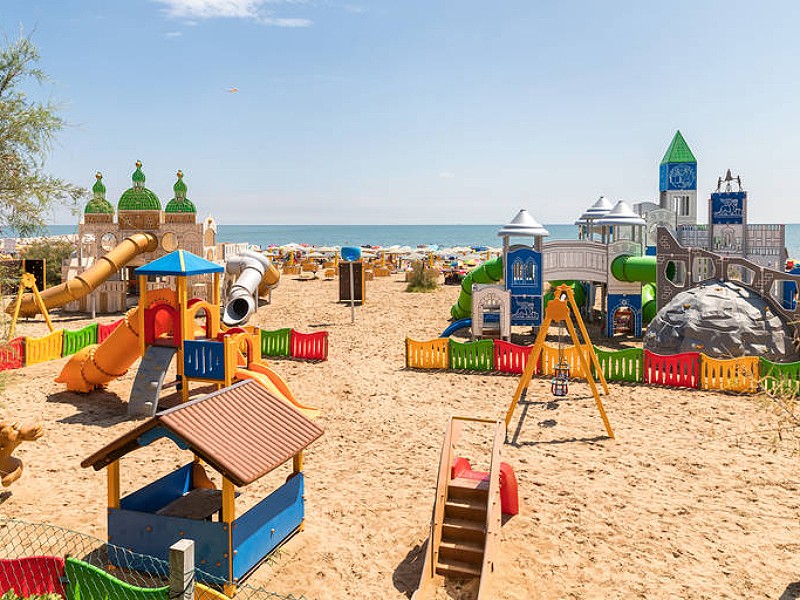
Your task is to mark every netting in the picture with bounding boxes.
[0,518,306,599]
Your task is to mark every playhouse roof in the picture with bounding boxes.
[497,209,549,238]
[81,381,324,487]
[660,130,696,165]
[596,200,646,226]
[135,250,223,276]
[575,195,613,225]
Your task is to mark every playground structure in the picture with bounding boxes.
[445,131,795,341]
[413,416,518,599]
[0,421,43,487]
[81,380,324,591]
[55,249,319,419]
[63,165,220,314]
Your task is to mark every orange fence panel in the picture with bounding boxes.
[700,355,760,393]
[540,344,588,379]
[405,338,449,369]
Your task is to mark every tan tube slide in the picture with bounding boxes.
[8,232,159,317]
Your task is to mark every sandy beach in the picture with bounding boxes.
[2,272,799,599]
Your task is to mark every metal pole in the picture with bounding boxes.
[349,261,355,324]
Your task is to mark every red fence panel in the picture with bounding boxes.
[97,318,123,344]
[644,350,701,389]
[493,340,537,375]
[0,337,25,371]
[0,555,65,596]
[290,329,329,361]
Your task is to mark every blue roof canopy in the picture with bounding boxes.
[135,250,223,276]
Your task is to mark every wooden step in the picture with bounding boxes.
[435,556,482,579]
[438,539,484,564]
[448,476,489,501]
[445,496,487,521]
[442,517,486,543]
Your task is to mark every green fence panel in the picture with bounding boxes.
[61,323,99,357]
[759,357,800,397]
[64,557,168,600]
[593,346,643,383]
[448,339,495,371]
[260,328,292,357]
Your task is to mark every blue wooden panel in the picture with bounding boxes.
[666,163,696,191]
[184,340,226,380]
[121,463,192,513]
[710,191,745,224]
[510,295,541,326]
[232,474,304,581]
[505,247,542,296]
[108,508,229,582]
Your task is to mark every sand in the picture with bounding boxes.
[2,273,800,599]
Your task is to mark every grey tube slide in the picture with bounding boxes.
[223,250,275,326]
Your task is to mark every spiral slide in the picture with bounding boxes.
[7,232,159,318]
[449,257,504,320]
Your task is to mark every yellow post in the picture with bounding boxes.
[222,477,235,584]
[293,451,303,474]
[29,281,54,333]
[138,275,147,358]
[177,276,189,402]
[107,461,120,509]
[7,279,25,341]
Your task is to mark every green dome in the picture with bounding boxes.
[118,161,162,210]
[85,172,114,214]
[165,170,196,213]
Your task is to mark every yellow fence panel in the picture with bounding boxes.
[540,343,588,379]
[405,338,449,369]
[25,330,64,366]
[700,355,759,393]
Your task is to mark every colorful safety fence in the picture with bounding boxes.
[0,321,329,374]
[261,328,329,361]
[0,319,124,372]
[405,337,799,395]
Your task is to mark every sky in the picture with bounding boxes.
[3,0,800,226]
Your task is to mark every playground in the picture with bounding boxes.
[3,271,799,599]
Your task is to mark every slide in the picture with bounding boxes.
[611,254,658,323]
[543,280,586,309]
[56,307,142,393]
[223,250,281,326]
[449,256,503,320]
[56,288,178,393]
[234,362,319,419]
[8,232,158,317]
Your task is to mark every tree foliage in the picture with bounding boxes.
[20,237,75,286]
[0,32,84,237]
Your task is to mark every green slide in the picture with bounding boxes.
[450,256,504,320]
[611,254,658,323]
[543,280,586,309]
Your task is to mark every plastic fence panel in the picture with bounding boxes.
[493,340,537,374]
[0,337,24,371]
[62,323,98,356]
[260,328,292,357]
[540,344,588,379]
[25,330,63,366]
[290,329,329,361]
[0,555,65,596]
[405,338,449,369]
[64,556,169,599]
[593,347,643,383]
[448,339,495,371]
[643,350,701,389]
[700,355,760,393]
[98,319,123,343]
[759,357,800,397]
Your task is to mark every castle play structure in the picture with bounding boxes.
[446,130,800,341]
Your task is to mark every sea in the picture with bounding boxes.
[41,223,800,259]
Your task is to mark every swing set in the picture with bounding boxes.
[505,283,615,439]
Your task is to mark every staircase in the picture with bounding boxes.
[436,476,488,579]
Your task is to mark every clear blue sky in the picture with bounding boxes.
[3,1,799,225]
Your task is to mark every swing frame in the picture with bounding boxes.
[505,284,614,438]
